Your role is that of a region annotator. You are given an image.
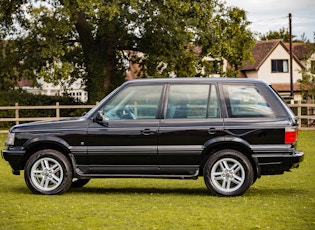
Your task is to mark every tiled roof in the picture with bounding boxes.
[243,40,281,71]
[272,83,301,92]
[284,42,313,60]
[242,40,305,71]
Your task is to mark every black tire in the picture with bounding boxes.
[71,178,90,188]
[24,149,73,195]
[203,149,254,196]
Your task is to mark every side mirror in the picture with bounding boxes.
[93,111,108,127]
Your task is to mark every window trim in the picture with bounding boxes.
[164,83,220,119]
[271,59,289,73]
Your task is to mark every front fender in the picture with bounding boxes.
[23,136,71,152]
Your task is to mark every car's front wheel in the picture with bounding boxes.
[24,149,73,195]
[203,149,254,196]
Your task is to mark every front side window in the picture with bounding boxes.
[104,85,163,120]
[166,84,219,119]
[223,84,274,118]
[271,60,289,73]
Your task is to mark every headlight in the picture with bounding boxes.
[5,132,15,146]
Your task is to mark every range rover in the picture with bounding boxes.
[2,78,304,196]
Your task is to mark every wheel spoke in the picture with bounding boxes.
[232,175,243,185]
[221,178,228,189]
[51,174,61,184]
[43,159,50,169]
[221,160,229,170]
[52,165,61,174]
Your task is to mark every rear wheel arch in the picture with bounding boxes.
[201,142,259,181]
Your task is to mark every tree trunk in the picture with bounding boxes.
[74,11,128,103]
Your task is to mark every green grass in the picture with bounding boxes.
[0,131,314,229]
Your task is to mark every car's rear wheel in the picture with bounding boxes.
[203,149,254,196]
[24,149,73,195]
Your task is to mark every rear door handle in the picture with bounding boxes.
[208,128,217,135]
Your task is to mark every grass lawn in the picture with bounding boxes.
[0,131,314,229]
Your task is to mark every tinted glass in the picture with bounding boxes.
[104,85,163,120]
[166,84,216,119]
[223,84,274,118]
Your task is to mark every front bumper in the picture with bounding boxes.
[2,148,26,175]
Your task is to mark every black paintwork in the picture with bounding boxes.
[2,78,304,178]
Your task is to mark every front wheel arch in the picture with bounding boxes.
[21,142,71,170]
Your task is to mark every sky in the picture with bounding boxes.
[224,0,315,41]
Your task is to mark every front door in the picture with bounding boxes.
[87,84,164,174]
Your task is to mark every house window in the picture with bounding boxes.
[311,60,315,74]
[271,60,289,73]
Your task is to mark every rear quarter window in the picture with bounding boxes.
[223,84,275,118]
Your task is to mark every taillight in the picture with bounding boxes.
[285,127,298,144]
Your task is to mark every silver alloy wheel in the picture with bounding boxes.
[210,158,245,193]
[30,157,63,192]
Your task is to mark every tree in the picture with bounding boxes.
[298,72,315,102]
[259,27,312,43]
[259,27,292,42]
[297,42,315,102]
[1,0,255,103]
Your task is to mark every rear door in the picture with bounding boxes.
[158,84,224,175]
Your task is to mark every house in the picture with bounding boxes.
[287,42,315,75]
[241,40,306,100]
[18,78,88,103]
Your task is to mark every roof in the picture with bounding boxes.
[242,40,305,71]
[272,83,301,92]
[126,77,269,85]
[284,42,314,60]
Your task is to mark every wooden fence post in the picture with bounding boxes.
[15,102,19,125]
[297,101,301,129]
[56,102,60,119]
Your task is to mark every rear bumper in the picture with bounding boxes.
[253,150,304,175]
[2,148,25,175]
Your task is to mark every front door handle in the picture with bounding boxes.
[141,129,156,136]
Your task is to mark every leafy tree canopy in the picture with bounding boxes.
[0,0,255,103]
[259,27,312,43]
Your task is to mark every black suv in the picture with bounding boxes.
[2,78,304,196]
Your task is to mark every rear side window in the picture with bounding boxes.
[223,84,274,118]
[166,84,220,119]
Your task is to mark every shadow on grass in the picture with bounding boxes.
[8,183,310,197]
[68,185,310,197]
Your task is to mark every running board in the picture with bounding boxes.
[74,168,199,180]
